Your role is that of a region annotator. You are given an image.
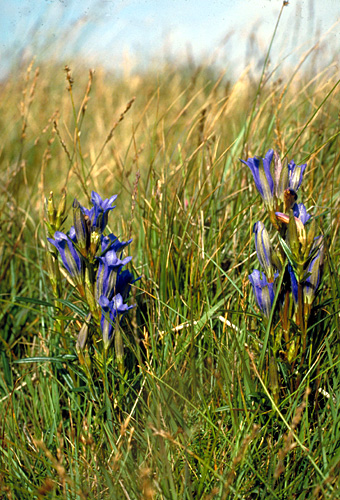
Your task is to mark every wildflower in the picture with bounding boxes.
[99,294,134,350]
[47,231,83,284]
[240,149,275,208]
[293,203,311,225]
[101,233,133,254]
[82,191,117,234]
[249,269,277,318]
[240,149,306,212]
[288,160,307,192]
[253,221,276,281]
[95,248,132,301]
[116,268,140,300]
[73,199,90,255]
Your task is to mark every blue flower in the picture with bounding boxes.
[95,249,132,301]
[82,191,117,234]
[288,160,307,192]
[241,150,307,210]
[293,203,311,225]
[101,233,133,254]
[253,221,275,281]
[99,294,134,349]
[240,149,275,206]
[73,199,90,254]
[116,268,141,300]
[249,269,277,318]
[48,231,83,284]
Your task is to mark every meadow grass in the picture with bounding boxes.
[1,27,340,500]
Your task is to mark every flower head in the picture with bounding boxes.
[241,149,307,214]
[48,231,83,284]
[288,160,307,192]
[116,268,140,300]
[82,191,117,234]
[99,294,134,349]
[253,221,275,281]
[73,199,90,255]
[101,233,133,254]
[95,249,132,301]
[293,203,311,225]
[248,269,277,318]
[240,149,275,207]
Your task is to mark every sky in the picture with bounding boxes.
[1,0,340,77]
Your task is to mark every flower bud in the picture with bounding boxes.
[253,222,275,281]
[248,269,277,318]
[73,199,90,256]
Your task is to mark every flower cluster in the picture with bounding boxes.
[46,191,138,353]
[240,149,306,227]
[242,149,324,361]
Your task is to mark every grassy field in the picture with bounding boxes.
[1,18,340,500]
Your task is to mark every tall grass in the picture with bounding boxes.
[1,20,340,499]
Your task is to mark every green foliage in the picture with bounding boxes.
[1,22,340,500]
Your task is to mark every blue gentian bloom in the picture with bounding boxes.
[82,191,117,234]
[241,150,307,210]
[48,231,83,284]
[101,233,133,254]
[240,149,275,206]
[253,221,275,281]
[293,203,311,225]
[116,268,141,300]
[73,199,90,254]
[95,249,132,301]
[99,294,134,349]
[288,160,307,192]
[249,269,277,318]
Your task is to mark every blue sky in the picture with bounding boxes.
[1,0,340,76]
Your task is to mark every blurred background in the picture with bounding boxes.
[2,0,340,79]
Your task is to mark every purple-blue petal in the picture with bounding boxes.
[293,203,311,225]
[288,161,307,191]
[240,149,274,203]
[48,231,83,281]
[248,269,277,318]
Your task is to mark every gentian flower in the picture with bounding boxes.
[240,149,275,208]
[73,199,90,255]
[293,203,311,225]
[48,231,83,284]
[116,268,140,300]
[101,233,133,254]
[253,221,275,281]
[240,149,307,213]
[99,294,134,350]
[288,160,307,192]
[249,269,277,318]
[95,249,132,301]
[82,191,117,234]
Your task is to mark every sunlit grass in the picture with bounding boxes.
[1,24,340,499]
